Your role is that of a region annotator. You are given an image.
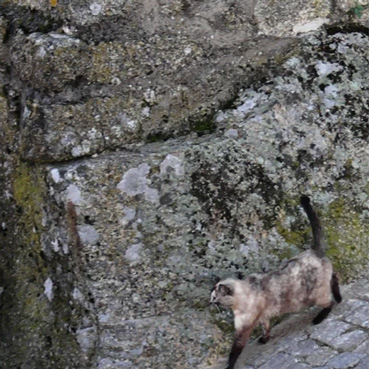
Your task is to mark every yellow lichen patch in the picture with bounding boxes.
[11,162,48,326]
[275,218,309,247]
[324,198,369,282]
[275,198,310,249]
[12,162,45,239]
[88,42,128,84]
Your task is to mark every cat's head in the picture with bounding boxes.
[210,279,235,307]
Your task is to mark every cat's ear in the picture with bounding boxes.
[218,283,233,296]
[214,276,221,284]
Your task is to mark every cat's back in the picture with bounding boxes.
[277,250,331,276]
[263,251,333,316]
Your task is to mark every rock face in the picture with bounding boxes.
[2,1,369,368]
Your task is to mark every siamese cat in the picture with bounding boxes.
[210,195,342,369]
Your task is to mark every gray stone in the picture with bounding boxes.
[344,303,369,328]
[334,299,368,319]
[285,338,320,358]
[278,332,309,349]
[325,353,366,369]
[11,32,90,92]
[329,330,368,351]
[354,339,369,353]
[305,347,338,367]
[98,358,132,369]
[310,320,352,346]
[255,0,331,37]
[258,353,298,369]
[246,343,283,368]
[7,2,299,162]
[289,364,312,369]
[355,356,369,369]
[4,2,369,369]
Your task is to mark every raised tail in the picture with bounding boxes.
[300,195,326,258]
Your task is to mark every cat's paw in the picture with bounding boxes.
[258,336,270,344]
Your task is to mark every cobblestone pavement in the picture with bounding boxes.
[214,278,369,369]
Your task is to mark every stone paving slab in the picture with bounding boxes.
[211,278,369,369]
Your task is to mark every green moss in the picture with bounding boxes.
[271,244,295,261]
[273,196,369,282]
[274,197,310,255]
[190,118,215,136]
[2,163,51,364]
[276,220,308,246]
[6,162,90,367]
[12,163,48,303]
[13,163,45,242]
[324,198,369,282]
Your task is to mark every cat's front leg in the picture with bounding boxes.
[226,323,255,369]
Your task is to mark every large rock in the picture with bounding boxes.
[10,27,297,161]
[2,1,369,368]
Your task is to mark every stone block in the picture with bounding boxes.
[305,346,338,367]
[325,353,366,369]
[4,2,369,368]
[258,353,298,369]
[310,320,352,346]
[355,355,369,369]
[285,338,319,358]
[11,32,90,92]
[344,303,369,328]
[354,339,369,353]
[255,0,331,36]
[329,330,368,351]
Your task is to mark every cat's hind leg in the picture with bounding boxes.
[331,273,342,303]
[313,273,342,325]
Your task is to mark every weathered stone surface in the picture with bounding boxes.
[3,1,369,368]
[254,0,331,37]
[285,338,320,358]
[305,346,338,366]
[325,352,366,368]
[0,16,7,72]
[310,320,352,346]
[344,302,369,328]
[0,163,98,368]
[333,298,368,318]
[355,355,369,369]
[5,1,300,162]
[354,339,369,353]
[258,353,298,369]
[20,96,141,161]
[329,329,368,351]
[11,32,89,92]
[215,29,369,279]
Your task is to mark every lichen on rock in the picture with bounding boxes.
[3,0,369,368]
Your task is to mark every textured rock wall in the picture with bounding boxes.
[2,1,369,368]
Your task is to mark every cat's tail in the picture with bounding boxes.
[300,195,326,258]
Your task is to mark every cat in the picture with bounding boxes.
[210,195,342,369]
